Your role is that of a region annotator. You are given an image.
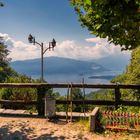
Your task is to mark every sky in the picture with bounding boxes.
[0,0,131,62]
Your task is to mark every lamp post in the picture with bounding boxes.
[28,34,56,82]
[0,2,4,7]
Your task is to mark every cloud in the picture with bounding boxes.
[0,33,131,61]
[85,37,131,58]
[0,33,40,61]
[51,37,130,60]
[86,37,101,43]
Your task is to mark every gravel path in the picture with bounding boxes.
[0,116,139,140]
[0,116,106,140]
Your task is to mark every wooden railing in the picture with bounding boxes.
[0,83,140,116]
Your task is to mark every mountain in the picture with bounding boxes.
[10,57,106,76]
[92,55,130,71]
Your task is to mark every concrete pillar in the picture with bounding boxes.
[89,107,99,132]
[45,97,56,118]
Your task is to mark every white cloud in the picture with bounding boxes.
[51,37,131,60]
[0,33,40,61]
[86,37,101,43]
[0,33,131,61]
[85,37,131,58]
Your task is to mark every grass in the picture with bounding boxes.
[71,118,140,139]
[102,130,140,140]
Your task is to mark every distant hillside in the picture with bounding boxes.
[93,55,130,71]
[11,57,106,76]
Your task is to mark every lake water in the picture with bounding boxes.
[32,70,122,95]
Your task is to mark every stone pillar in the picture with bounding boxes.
[45,97,56,118]
[89,107,99,132]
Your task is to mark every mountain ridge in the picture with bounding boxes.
[11,56,106,76]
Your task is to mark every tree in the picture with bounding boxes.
[112,47,140,84]
[0,42,17,82]
[112,47,140,102]
[0,75,38,109]
[2,75,37,101]
[70,0,140,50]
[71,88,85,112]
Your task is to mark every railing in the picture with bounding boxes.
[102,111,140,131]
[0,83,140,116]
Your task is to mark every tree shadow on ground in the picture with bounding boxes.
[47,118,68,125]
[36,134,65,140]
[0,119,67,140]
[0,120,37,140]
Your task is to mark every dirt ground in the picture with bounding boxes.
[0,116,139,140]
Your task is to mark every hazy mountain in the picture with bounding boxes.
[10,57,106,76]
[92,55,130,71]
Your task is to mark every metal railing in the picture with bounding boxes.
[102,111,140,131]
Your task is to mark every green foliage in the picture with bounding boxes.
[112,47,140,85]
[85,89,115,111]
[86,89,114,101]
[70,0,140,50]
[112,47,140,95]
[56,95,66,112]
[71,88,84,100]
[111,47,140,112]
[71,88,85,112]
[116,105,140,114]
[0,42,17,82]
[78,119,90,130]
[2,75,37,101]
[0,75,38,109]
[54,88,91,112]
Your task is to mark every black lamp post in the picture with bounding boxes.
[0,2,4,7]
[28,34,56,82]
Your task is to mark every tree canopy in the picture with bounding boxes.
[70,0,140,50]
[112,47,140,85]
[0,42,17,82]
[111,47,140,103]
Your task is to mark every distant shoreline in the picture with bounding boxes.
[88,75,116,80]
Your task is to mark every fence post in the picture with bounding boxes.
[37,87,45,116]
[115,85,121,110]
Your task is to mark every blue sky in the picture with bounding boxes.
[0,0,130,63]
[0,0,93,43]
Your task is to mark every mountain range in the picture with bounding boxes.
[93,54,130,71]
[10,56,130,77]
[11,57,106,76]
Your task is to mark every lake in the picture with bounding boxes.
[32,70,122,95]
